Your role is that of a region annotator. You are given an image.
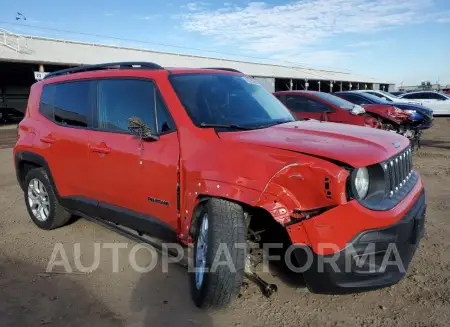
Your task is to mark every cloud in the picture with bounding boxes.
[184,1,210,11]
[180,0,450,66]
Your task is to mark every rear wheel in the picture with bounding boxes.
[190,198,246,309]
[24,168,72,230]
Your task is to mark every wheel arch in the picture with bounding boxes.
[15,151,58,196]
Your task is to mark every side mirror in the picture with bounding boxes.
[128,117,159,141]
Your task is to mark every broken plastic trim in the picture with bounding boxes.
[286,206,337,226]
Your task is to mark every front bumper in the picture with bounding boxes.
[293,190,426,294]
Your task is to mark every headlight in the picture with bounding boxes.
[354,167,369,199]
[393,107,402,113]
[406,110,416,115]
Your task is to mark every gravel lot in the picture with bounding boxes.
[0,119,449,327]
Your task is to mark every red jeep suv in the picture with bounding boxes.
[14,62,426,308]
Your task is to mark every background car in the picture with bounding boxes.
[273,91,413,133]
[390,91,405,96]
[398,91,450,116]
[354,90,421,105]
[333,91,433,129]
[334,91,433,149]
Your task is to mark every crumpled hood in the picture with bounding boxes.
[218,121,410,168]
[395,103,433,119]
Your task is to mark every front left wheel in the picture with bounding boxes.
[190,198,246,309]
[24,168,72,230]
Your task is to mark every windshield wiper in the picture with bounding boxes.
[254,119,295,128]
[199,123,255,130]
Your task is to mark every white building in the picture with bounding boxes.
[0,29,394,114]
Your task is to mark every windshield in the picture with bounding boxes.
[169,74,294,128]
[311,92,355,110]
[377,90,399,99]
[359,92,390,104]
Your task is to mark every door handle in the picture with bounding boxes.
[40,134,56,144]
[89,144,111,154]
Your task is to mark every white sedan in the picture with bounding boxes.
[354,90,421,105]
[398,91,450,116]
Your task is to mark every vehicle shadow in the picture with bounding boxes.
[420,140,450,150]
[130,262,214,327]
[0,253,123,327]
[264,245,308,289]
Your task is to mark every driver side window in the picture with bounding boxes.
[286,96,330,113]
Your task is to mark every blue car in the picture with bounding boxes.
[333,91,433,130]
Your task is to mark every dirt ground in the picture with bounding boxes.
[0,119,449,327]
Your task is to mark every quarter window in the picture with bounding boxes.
[97,79,175,134]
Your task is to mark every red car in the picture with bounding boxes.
[14,63,425,309]
[274,91,412,132]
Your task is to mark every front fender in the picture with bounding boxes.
[256,160,349,226]
[364,106,411,125]
[179,179,262,244]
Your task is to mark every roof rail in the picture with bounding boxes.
[44,62,164,79]
[202,67,243,73]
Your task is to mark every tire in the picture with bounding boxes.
[24,168,72,230]
[190,198,246,309]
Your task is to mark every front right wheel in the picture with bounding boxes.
[190,198,246,309]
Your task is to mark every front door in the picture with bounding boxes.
[285,95,337,122]
[88,78,179,235]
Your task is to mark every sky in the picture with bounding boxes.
[1,0,450,85]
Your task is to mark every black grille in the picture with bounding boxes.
[384,147,413,197]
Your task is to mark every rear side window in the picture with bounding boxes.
[39,81,94,127]
[97,79,175,134]
[401,93,421,99]
[54,82,93,127]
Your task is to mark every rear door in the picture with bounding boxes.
[87,78,180,233]
[36,81,95,211]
